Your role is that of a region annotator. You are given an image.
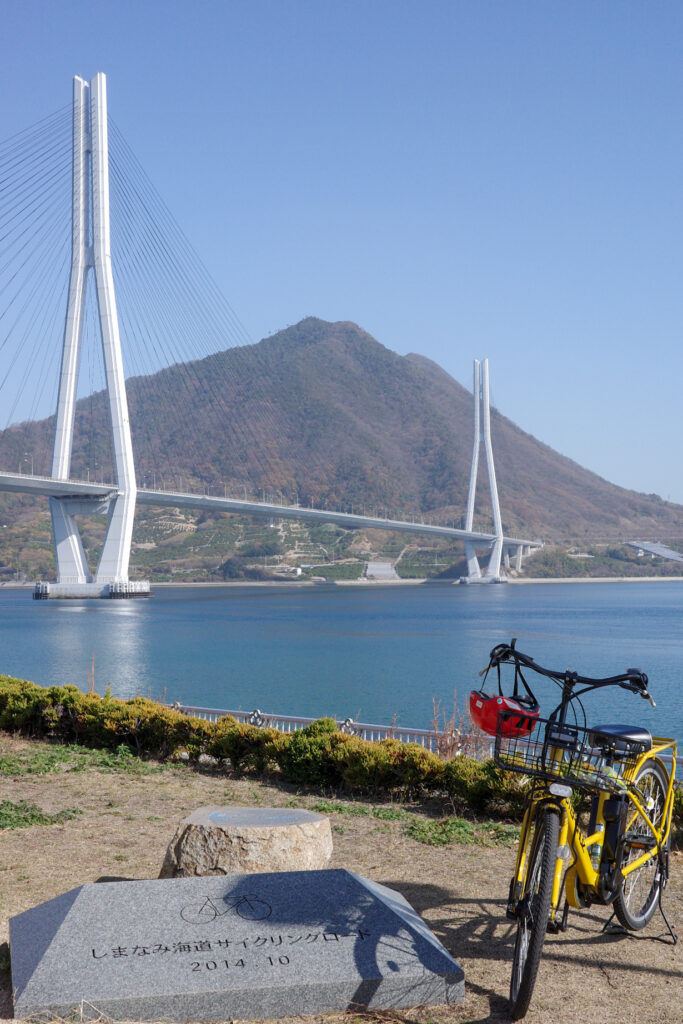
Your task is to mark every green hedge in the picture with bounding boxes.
[0,675,680,833]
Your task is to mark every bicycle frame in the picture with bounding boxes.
[509,737,678,924]
[489,641,678,1018]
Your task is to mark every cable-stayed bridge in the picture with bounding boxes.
[0,73,541,597]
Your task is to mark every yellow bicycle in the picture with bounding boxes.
[482,643,678,1020]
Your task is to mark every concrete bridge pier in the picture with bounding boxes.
[461,537,505,584]
[464,541,482,580]
[515,545,524,571]
[501,543,533,574]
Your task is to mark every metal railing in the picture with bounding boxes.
[169,703,438,750]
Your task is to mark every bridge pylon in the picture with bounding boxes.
[39,74,148,599]
[460,358,506,583]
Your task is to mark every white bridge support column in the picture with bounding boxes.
[464,360,482,580]
[461,358,505,583]
[480,359,504,579]
[90,73,136,583]
[50,76,92,585]
[46,73,142,597]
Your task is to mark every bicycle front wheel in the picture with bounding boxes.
[510,806,559,1021]
[614,759,669,930]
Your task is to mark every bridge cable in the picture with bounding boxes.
[107,121,293,492]
[107,120,330,499]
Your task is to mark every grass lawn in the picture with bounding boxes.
[0,733,680,1024]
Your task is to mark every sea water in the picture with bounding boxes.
[0,581,681,742]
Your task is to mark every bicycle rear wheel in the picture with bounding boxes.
[614,759,669,930]
[510,806,559,1020]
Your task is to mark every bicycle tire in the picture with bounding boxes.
[613,759,669,930]
[509,806,559,1020]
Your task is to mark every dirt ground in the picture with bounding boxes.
[0,734,680,1024]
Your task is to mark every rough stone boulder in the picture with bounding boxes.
[159,806,333,877]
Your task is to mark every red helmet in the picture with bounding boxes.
[469,690,539,738]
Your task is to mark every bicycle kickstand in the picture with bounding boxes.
[656,884,678,946]
[601,887,677,946]
[601,911,624,937]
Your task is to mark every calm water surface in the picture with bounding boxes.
[0,581,681,741]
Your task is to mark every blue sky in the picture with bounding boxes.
[2,1,683,503]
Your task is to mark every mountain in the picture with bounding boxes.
[1,316,682,545]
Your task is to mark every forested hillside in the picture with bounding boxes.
[1,317,682,582]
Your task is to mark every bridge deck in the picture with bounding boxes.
[0,471,541,548]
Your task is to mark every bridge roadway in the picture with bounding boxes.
[0,471,541,550]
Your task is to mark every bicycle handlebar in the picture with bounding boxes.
[486,641,652,701]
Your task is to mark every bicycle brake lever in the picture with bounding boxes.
[647,694,656,708]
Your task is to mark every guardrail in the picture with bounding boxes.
[169,703,438,750]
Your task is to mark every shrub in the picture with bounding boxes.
[442,755,490,810]
[320,737,444,796]
[277,718,343,786]
[0,677,202,758]
[334,737,399,792]
[0,677,60,734]
[442,756,529,816]
[173,715,216,759]
[478,762,530,819]
[208,717,283,772]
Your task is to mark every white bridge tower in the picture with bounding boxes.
[43,74,148,599]
[462,358,505,582]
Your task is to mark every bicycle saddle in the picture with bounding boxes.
[588,723,652,752]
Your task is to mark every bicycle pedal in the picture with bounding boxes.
[624,832,655,847]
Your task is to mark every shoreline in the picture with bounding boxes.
[2,574,683,592]
[506,574,683,584]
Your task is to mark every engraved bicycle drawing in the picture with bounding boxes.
[180,893,272,925]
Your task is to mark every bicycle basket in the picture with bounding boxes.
[494,711,648,793]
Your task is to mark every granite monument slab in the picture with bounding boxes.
[10,869,464,1020]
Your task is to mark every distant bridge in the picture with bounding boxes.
[0,73,542,597]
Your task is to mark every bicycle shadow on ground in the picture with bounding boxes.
[537,907,680,971]
[381,878,681,1022]
[382,878,515,959]
[380,879,514,1022]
